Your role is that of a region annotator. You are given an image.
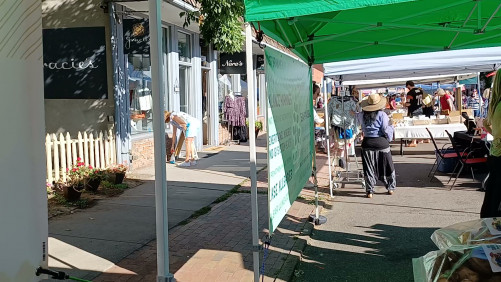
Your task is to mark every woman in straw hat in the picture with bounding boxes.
[358,94,396,198]
[164,111,201,167]
[481,69,501,218]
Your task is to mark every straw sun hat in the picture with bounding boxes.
[360,94,387,111]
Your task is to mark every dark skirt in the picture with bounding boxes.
[480,155,501,218]
[361,137,396,193]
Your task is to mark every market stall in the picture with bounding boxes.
[394,123,467,155]
[243,1,501,281]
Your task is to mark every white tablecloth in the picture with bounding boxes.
[394,123,467,139]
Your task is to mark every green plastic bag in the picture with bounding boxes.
[431,218,501,249]
[413,244,501,282]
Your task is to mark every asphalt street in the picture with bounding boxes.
[293,141,485,282]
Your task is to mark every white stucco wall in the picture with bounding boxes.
[42,0,115,135]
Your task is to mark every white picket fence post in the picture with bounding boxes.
[45,130,117,183]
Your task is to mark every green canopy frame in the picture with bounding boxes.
[245,0,501,64]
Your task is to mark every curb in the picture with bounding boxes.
[272,205,323,282]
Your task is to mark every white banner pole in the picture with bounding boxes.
[478,72,483,117]
[245,22,260,282]
[323,80,334,197]
[148,0,173,281]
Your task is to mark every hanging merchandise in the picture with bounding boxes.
[223,93,248,142]
[138,94,152,111]
[224,94,247,127]
[328,96,359,134]
[326,91,365,189]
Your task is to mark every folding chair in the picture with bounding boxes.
[426,128,464,181]
[445,130,488,190]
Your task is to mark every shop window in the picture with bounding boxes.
[128,54,153,134]
[200,38,209,67]
[179,65,190,113]
[162,27,170,111]
[178,31,191,63]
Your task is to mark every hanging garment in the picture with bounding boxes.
[224,96,247,126]
[232,125,248,142]
[138,95,152,111]
[328,97,358,131]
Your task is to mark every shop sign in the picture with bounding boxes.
[43,27,108,99]
[219,52,246,74]
[265,48,313,233]
[123,19,150,54]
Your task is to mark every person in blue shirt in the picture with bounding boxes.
[358,94,396,198]
[467,89,481,117]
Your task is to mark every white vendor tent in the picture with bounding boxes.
[324,47,501,81]
[344,73,476,89]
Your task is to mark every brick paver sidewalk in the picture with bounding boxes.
[95,194,315,282]
[94,153,336,282]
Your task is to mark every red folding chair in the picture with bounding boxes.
[426,128,464,182]
[445,130,488,190]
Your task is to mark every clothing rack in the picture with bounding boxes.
[223,93,246,145]
[327,90,365,196]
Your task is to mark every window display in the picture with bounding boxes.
[128,54,153,134]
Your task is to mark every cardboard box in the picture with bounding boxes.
[432,118,448,124]
[462,109,474,118]
[447,116,462,124]
[392,113,404,120]
[413,119,431,125]
[315,111,325,128]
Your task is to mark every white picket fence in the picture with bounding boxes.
[45,130,116,183]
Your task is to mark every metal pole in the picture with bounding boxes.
[245,23,260,282]
[148,0,173,281]
[478,72,483,117]
[323,80,334,197]
[309,77,327,225]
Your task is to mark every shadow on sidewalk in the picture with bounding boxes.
[292,224,437,282]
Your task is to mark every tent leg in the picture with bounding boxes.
[149,0,173,281]
[245,23,260,282]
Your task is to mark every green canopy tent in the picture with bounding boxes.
[243,1,501,281]
[245,0,501,64]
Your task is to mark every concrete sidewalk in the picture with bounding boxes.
[47,139,268,281]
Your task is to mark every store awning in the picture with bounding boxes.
[244,0,501,64]
[324,47,501,81]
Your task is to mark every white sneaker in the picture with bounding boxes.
[190,160,197,166]
[178,162,191,167]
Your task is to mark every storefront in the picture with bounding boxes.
[41,0,293,171]
[42,0,223,171]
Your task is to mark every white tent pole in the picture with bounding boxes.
[323,80,334,197]
[148,0,173,281]
[245,22,260,282]
[478,72,483,117]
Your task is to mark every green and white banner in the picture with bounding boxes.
[266,48,314,233]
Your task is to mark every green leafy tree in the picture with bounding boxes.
[180,0,244,53]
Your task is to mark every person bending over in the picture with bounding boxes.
[165,111,200,167]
